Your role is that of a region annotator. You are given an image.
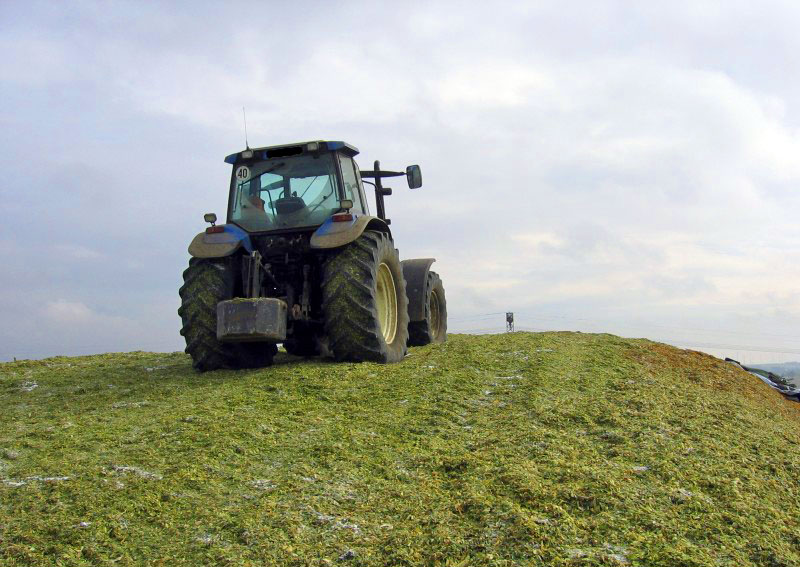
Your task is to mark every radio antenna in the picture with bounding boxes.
[242,106,250,149]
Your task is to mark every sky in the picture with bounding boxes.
[1,1,799,364]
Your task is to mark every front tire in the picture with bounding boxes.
[408,271,448,346]
[178,258,276,371]
[322,231,409,363]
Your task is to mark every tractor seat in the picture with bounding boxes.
[274,196,306,215]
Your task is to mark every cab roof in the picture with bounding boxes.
[224,140,359,164]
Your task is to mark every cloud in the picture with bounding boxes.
[0,33,72,87]
[42,300,94,323]
[53,245,105,260]
[2,2,800,363]
[437,63,556,107]
[511,232,564,253]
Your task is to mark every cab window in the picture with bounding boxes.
[338,155,366,213]
[352,160,370,214]
[230,153,340,231]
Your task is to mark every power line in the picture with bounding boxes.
[452,327,800,357]
[512,310,800,341]
[448,312,507,323]
[457,327,505,335]
[451,313,800,357]
[0,342,183,361]
[661,340,800,356]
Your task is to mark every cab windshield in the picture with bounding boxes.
[229,153,341,232]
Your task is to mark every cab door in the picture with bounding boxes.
[338,154,369,214]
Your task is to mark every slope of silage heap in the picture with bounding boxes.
[1,332,799,566]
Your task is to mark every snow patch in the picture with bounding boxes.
[112,401,150,409]
[112,466,162,480]
[3,475,70,486]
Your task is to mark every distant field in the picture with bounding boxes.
[1,333,799,566]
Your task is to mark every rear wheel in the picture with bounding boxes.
[322,231,409,362]
[408,271,447,346]
[178,258,276,371]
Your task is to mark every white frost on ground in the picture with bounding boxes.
[313,512,336,524]
[333,519,360,534]
[19,381,38,391]
[112,401,150,409]
[250,479,276,490]
[311,510,361,534]
[3,449,20,460]
[195,533,214,545]
[2,475,70,487]
[604,544,630,564]
[112,465,163,480]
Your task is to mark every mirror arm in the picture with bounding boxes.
[373,160,387,221]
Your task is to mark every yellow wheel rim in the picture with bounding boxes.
[376,262,398,344]
[430,289,441,341]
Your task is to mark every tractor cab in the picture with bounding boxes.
[224,141,368,233]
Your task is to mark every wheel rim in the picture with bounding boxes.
[430,289,441,341]
[376,262,398,344]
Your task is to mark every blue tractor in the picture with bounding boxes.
[179,141,447,371]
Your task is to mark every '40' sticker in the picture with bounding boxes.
[235,166,250,182]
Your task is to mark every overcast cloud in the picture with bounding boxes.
[1,1,799,363]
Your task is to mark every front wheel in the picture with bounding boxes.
[322,231,409,363]
[408,271,448,346]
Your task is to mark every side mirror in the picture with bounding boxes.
[406,165,422,189]
[204,213,217,226]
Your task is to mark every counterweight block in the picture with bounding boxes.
[217,298,288,342]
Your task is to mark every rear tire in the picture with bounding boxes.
[322,231,409,363]
[178,258,276,371]
[408,271,448,346]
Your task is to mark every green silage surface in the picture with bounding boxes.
[0,333,798,566]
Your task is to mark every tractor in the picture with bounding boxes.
[178,140,447,371]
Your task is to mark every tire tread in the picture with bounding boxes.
[178,258,275,371]
[322,231,409,362]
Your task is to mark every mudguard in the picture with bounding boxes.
[401,258,436,322]
[188,224,254,258]
[310,214,391,249]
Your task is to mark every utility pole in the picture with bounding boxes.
[506,312,514,332]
